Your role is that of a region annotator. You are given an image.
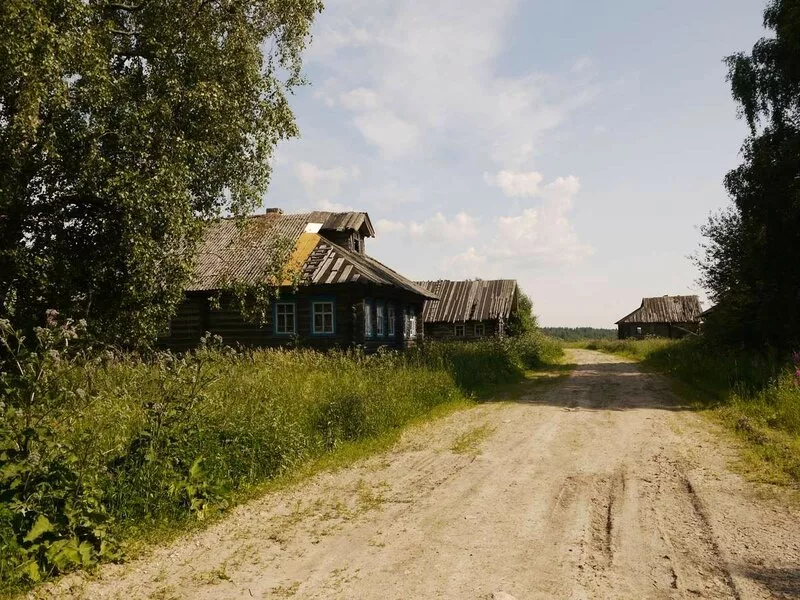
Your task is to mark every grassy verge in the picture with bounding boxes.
[0,323,561,595]
[581,337,800,485]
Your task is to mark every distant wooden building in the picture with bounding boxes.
[414,279,519,340]
[160,209,436,351]
[616,295,702,340]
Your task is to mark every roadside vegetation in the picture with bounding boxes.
[582,337,800,484]
[0,317,561,594]
[541,327,616,342]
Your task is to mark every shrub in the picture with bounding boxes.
[1,320,560,592]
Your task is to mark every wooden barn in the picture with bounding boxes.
[616,295,703,340]
[414,279,519,340]
[160,209,437,351]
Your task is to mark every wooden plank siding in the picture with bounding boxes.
[424,319,500,341]
[159,283,425,351]
[617,321,699,340]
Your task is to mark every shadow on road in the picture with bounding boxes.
[515,358,695,412]
[736,566,800,598]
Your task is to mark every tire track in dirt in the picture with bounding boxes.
[34,350,800,600]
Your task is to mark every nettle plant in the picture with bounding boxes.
[0,314,117,585]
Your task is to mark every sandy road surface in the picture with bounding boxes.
[39,350,800,599]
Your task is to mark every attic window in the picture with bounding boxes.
[352,235,361,253]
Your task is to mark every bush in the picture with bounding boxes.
[0,317,563,592]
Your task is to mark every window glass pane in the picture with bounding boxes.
[364,301,373,336]
[388,306,395,335]
[313,302,334,334]
[376,304,384,335]
[276,303,295,334]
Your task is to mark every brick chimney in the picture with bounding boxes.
[264,207,283,214]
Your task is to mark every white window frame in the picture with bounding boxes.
[388,305,396,337]
[376,302,385,337]
[312,301,335,335]
[474,322,485,337]
[408,308,417,339]
[364,300,374,337]
[275,302,296,335]
[454,323,466,337]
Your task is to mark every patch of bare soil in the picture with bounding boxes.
[34,350,800,599]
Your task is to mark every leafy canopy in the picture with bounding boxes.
[698,0,800,349]
[0,0,322,345]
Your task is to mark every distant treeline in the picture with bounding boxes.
[541,327,617,341]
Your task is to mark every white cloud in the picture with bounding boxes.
[293,161,359,198]
[352,110,420,158]
[339,87,381,111]
[310,0,597,163]
[439,174,592,268]
[375,218,407,233]
[408,212,478,242]
[316,198,355,212]
[484,170,545,198]
[442,246,488,277]
[490,175,591,264]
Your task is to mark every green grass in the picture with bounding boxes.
[581,337,800,485]
[0,326,562,595]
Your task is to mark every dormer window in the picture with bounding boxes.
[352,234,361,254]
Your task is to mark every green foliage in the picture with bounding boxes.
[0,316,118,589]
[0,0,322,345]
[542,327,617,342]
[3,324,549,592]
[0,316,564,592]
[506,291,538,337]
[415,332,563,393]
[698,0,800,350]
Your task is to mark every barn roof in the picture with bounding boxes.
[187,211,434,298]
[415,280,518,323]
[616,295,703,324]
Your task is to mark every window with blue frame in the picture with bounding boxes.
[388,304,396,337]
[311,300,335,335]
[274,302,296,335]
[364,300,374,337]
[376,302,385,337]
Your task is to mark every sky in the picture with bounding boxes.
[263,0,768,327]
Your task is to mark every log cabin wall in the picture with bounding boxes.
[617,322,700,340]
[423,319,500,341]
[159,283,425,351]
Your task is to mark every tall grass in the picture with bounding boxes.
[0,322,561,593]
[583,337,800,482]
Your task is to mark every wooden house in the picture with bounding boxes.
[414,279,519,340]
[616,295,702,340]
[160,209,437,351]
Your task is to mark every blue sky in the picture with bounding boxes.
[264,0,767,327]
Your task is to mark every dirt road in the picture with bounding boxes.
[41,350,800,599]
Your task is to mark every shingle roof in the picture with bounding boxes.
[415,280,518,323]
[187,212,433,298]
[616,295,703,324]
[302,237,437,298]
